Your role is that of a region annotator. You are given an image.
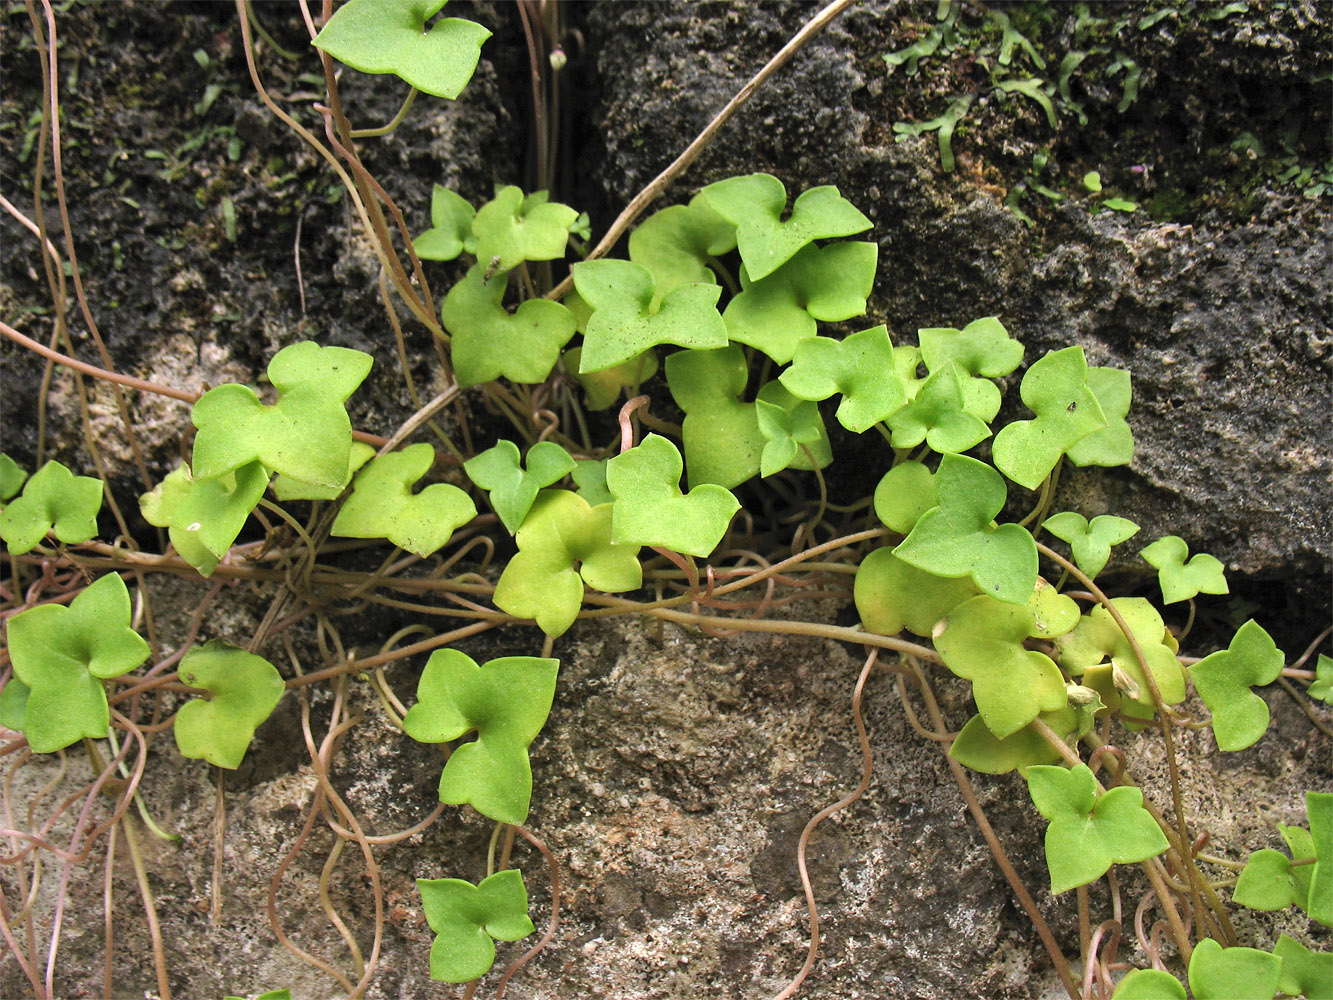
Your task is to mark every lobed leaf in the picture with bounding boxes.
[753,382,831,479]
[140,462,269,578]
[1187,938,1281,1000]
[465,440,576,534]
[402,649,559,823]
[191,342,372,488]
[1026,762,1169,894]
[917,316,1024,422]
[1,460,103,555]
[893,453,1038,604]
[722,242,878,364]
[627,195,736,308]
[270,441,375,502]
[572,259,727,374]
[1042,511,1139,580]
[1109,969,1186,1000]
[1273,934,1333,1000]
[562,347,658,411]
[949,691,1100,776]
[0,453,27,502]
[331,444,476,557]
[414,185,477,261]
[1311,653,1333,704]
[441,265,576,387]
[312,0,491,100]
[854,547,978,638]
[605,434,739,557]
[779,325,908,433]
[886,360,992,454]
[472,187,578,274]
[1140,535,1228,604]
[1189,620,1284,751]
[417,869,534,983]
[174,640,284,769]
[4,573,149,752]
[665,346,764,489]
[698,173,871,281]
[1066,366,1134,467]
[991,346,1108,490]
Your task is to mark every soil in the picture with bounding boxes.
[0,2,1329,999]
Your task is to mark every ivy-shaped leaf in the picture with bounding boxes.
[1026,762,1169,894]
[572,260,727,374]
[886,360,992,454]
[1189,620,1284,751]
[872,461,936,535]
[935,586,1076,738]
[754,383,832,479]
[270,441,375,502]
[140,461,269,577]
[894,453,1038,605]
[1235,846,1308,912]
[665,346,764,489]
[917,316,1024,423]
[1066,367,1134,468]
[571,460,613,507]
[1042,511,1140,580]
[0,460,103,554]
[414,185,477,261]
[722,242,878,364]
[4,573,149,753]
[331,444,476,557]
[174,640,284,769]
[401,649,558,823]
[1053,598,1187,723]
[312,0,491,100]
[1273,933,1333,1000]
[492,489,641,637]
[0,453,27,502]
[464,440,576,535]
[992,346,1108,490]
[191,342,372,488]
[605,434,740,558]
[949,689,1101,776]
[698,173,871,281]
[627,195,736,308]
[562,347,658,411]
[1187,938,1282,1000]
[779,325,909,433]
[1140,535,1229,604]
[1310,653,1333,704]
[416,869,534,983]
[440,265,577,387]
[1109,968,1186,1000]
[472,187,578,274]
[854,547,978,638]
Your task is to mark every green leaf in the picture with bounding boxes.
[1273,934,1333,1000]
[402,649,558,823]
[722,242,878,364]
[140,462,269,578]
[173,640,284,769]
[441,264,577,387]
[1189,620,1284,751]
[992,346,1108,490]
[330,444,476,557]
[223,991,293,1000]
[627,195,736,308]
[465,440,576,534]
[779,326,909,433]
[935,587,1075,738]
[417,869,534,983]
[562,347,658,411]
[1053,598,1187,723]
[949,694,1098,776]
[1140,535,1229,604]
[572,259,727,374]
[492,490,641,637]
[666,346,764,489]
[698,173,871,281]
[872,461,936,535]
[605,434,740,558]
[270,441,375,501]
[1066,367,1134,467]
[1235,848,1303,911]
[893,94,974,173]
[754,382,832,479]
[0,453,27,502]
[1110,969,1186,1000]
[472,187,578,274]
[886,360,992,454]
[571,460,613,506]
[1042,512,1140,580]
[854,547,979,638]
[1310,790,1333,926]
[312,0,491,100]
[414,185,477,261]
[1310,653,1333,704]
[996,77,1058,129]
[5,573,149,752]
[1,460,103,554]
[191,342,372,487]
[894,454,1038,605]
[1187,938,1281,1000]
[917,316,1024,423]
[1026,763,1169,894]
